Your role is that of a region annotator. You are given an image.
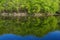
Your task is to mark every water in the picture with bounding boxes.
[0,31,60,40]
[0,15,60,40]
[0,34,40,40]
[42,31,60,40]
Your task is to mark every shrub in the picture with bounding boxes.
[0,0,59,14]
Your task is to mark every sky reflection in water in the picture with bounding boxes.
[0,31,60,40]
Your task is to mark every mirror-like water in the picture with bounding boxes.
[0,16,60,37]
[0,31,60,40]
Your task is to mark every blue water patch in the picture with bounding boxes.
[0,31,60,40]
[0,34,40,40]
[42,31,60,40]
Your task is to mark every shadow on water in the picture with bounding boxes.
[0,31,60,40]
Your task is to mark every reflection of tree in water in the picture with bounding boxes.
[38,16,58,36]
[26,16,58,37]
[57,16,60,30]
[17,16,58,37]
[0,16,58,37]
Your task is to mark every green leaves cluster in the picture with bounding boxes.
[0,16,58,36]
[0,0,59,37]
[0,0,59,14]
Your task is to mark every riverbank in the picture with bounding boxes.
[0,13,60,18]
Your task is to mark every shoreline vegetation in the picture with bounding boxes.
[0,13,60,17]
[0,0,59,14]
[0,0,60,37]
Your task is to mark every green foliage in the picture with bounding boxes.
[0,0,59,37]
[57,0,60,13]
[0,16,58,36]
[0,0,59,14]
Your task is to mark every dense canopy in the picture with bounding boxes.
[0,0,59,14]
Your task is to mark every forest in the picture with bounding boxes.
[0,0,60,37]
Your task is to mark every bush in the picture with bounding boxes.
[0,0,59,37]
[0,0,59,14]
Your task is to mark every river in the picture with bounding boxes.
[0,31,60,40]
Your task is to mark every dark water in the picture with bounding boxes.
[0,31,60,40]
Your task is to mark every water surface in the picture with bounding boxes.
[0,31,60,40]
